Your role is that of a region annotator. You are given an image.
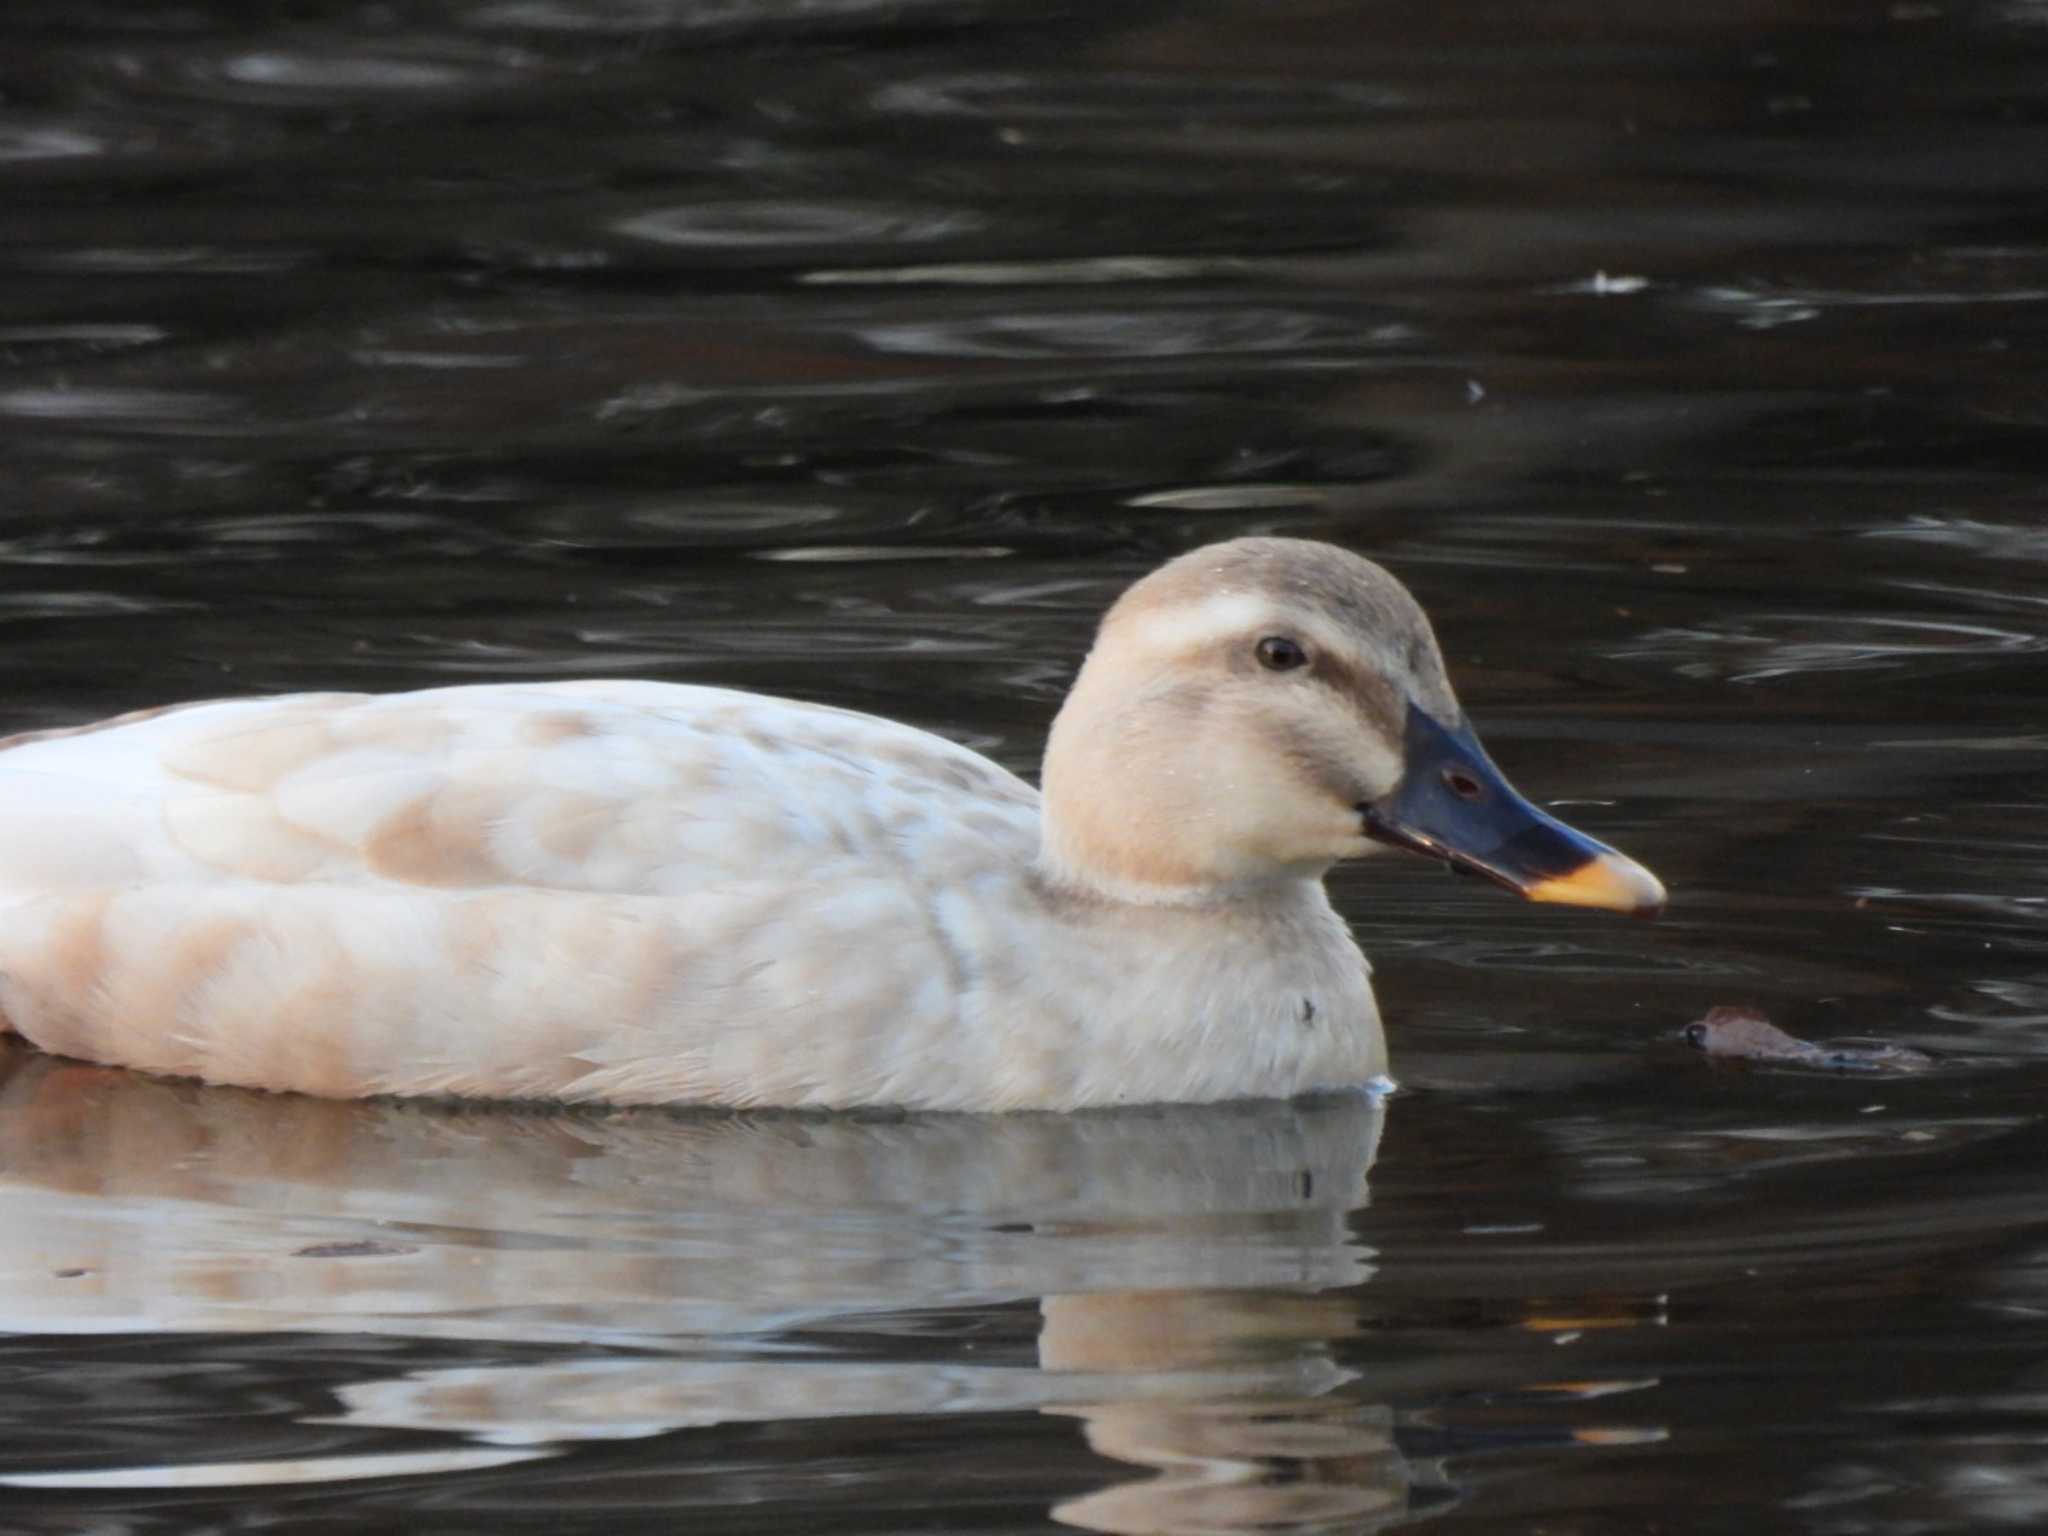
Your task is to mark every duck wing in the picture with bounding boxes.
[0,683,1040,1103]
[0,680,1038,897]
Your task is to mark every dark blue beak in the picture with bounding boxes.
[1362,706,1665,917]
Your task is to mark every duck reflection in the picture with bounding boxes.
[0,1043,1408,1531]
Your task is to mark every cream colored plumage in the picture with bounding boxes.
[0,538,1663,1109]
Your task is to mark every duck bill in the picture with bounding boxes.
[1362,706,1666,918]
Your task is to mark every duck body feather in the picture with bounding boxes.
[0,680,1381,1109]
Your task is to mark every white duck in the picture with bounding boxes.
[0,537,1662,1110]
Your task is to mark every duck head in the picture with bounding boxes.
[1038,537,1665,914]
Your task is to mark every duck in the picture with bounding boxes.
[0,537,1663,1111]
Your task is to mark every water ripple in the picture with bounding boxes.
[0,324,170,360]
[9,246,313,274]
[98,34,552,106]
[803,255,1246,287]
[0,387,240,425]
[1614,615,2046,683]
[1692,281,2048,329]
[1866,515,2048,563]
[1930,975,2048,1030]
[0,123,107,162]
[527,495,850,543]
[464,0,938,32]
[1851,886,2048,926]
[1128,484,1336,512]
[871,71,1405,123]
[856,307,1407,360]
[217,50,481,94]
[751,544,1013,563]
[0,591,195,619]
[1401,937,1715,977]
[1,1448,551,1490]
[615,200,983,251]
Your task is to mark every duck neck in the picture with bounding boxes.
[1029,842,1265,908]
[1036,663,1318,909]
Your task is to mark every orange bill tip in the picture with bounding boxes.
[1525,850,1667,918]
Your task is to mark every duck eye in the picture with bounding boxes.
[1255,636,1307,672]
[1442,768,1483,800]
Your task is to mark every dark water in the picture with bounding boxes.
[4,0,2048,1530]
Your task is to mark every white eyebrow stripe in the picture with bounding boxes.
[1124,591,1374,677]
[1126,591,1279,655]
